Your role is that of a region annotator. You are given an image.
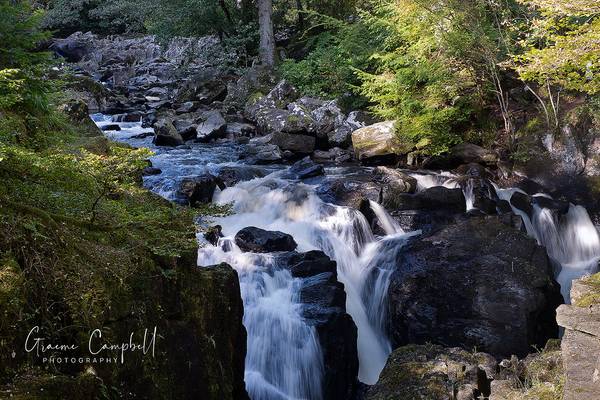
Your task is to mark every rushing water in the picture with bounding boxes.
[96,113,600,397]
[94,114,414,397]
[494,186,600,302]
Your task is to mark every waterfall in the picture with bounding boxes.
[495,186,600,302]
[369,200,404,235]
[197,174,413,396]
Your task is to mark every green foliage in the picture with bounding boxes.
[44,0,146,34]
[280,15,373,107]
[516,0,600,94]
[0,0,53,112]
[355,0,513,154]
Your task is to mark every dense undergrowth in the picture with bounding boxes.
[0,2,225,395]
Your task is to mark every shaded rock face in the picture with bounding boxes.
[276,250,359,400]
[389,186,466,213]
[556,276,600,400]
[164,262,249,400]
[351,121,410,163]
[366,344,496,400]
[424,143,499,170]
[387,216,563,358]
[235,227,298,253]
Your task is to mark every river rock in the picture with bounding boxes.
[509,191,533,216]
[387,186,466,213]
[153,119,184,146]
[276,250,359,400]
[270,131,315,154]
[310,100,345,138]
[387,216,563,358]
[178,174,225,206]
[328,111,366,148]
[288,157,324,180]
[316,176,382,209]
[215,166,266,187]
[286,251,337,278]
[351,121,411,163]
[235,227,297,253]
[556,275,600,400]
[375,167,417,194]
[173,118,198,140]
[196,110,227,142]
[366,344,496,400]
[243,140,283,164]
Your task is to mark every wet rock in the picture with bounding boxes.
[215,166,266,187]
[178,174,225,206]
[387,216,563,358]
[142,166,162,176]
[286,250,337,278]
[316,176,381,209]
[234,227,297,253]
[270,131,315,154]
[277,250,359,400]
[374,167,418,202]
[173,119,198,140]
[497,199,513,214]
[153,119,184,147]
[509,191,533,216]
[243,140,283,164]
[532,195,569,215]
[366,344,496,400]
[101,124,121,131]
[204,225,224,246]
[112,111,144,123]
[390,186,466,213]
[351,121,411,163]
[289,157,324,179]
[556,275,600,400]
[196,110,227,142]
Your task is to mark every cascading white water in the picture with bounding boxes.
[369,200,404,235]
[196,173,414,396]
[198,241,324,400]
[494,186,600,302]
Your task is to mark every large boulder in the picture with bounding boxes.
[329,111,366,148]
[50,32,95,62]
[178,174,226,206]
[153,119,184,147]
[270,131,316,154]
[277,250,359,400]
[351,121,411,163]
[387,216,563,358]
[234,227,297,253]
[556,274,600,400]
[196,110,227,142]
[387,186,466,213]
[366,344,496,400]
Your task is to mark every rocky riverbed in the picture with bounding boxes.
[53,31,600,400]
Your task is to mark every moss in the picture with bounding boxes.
[246,91,265,106]
[573,272,600,307]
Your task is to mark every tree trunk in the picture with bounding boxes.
[257,0,275,67]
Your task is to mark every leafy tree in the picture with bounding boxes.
[516,0,600,95]
[0,0,52,112]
